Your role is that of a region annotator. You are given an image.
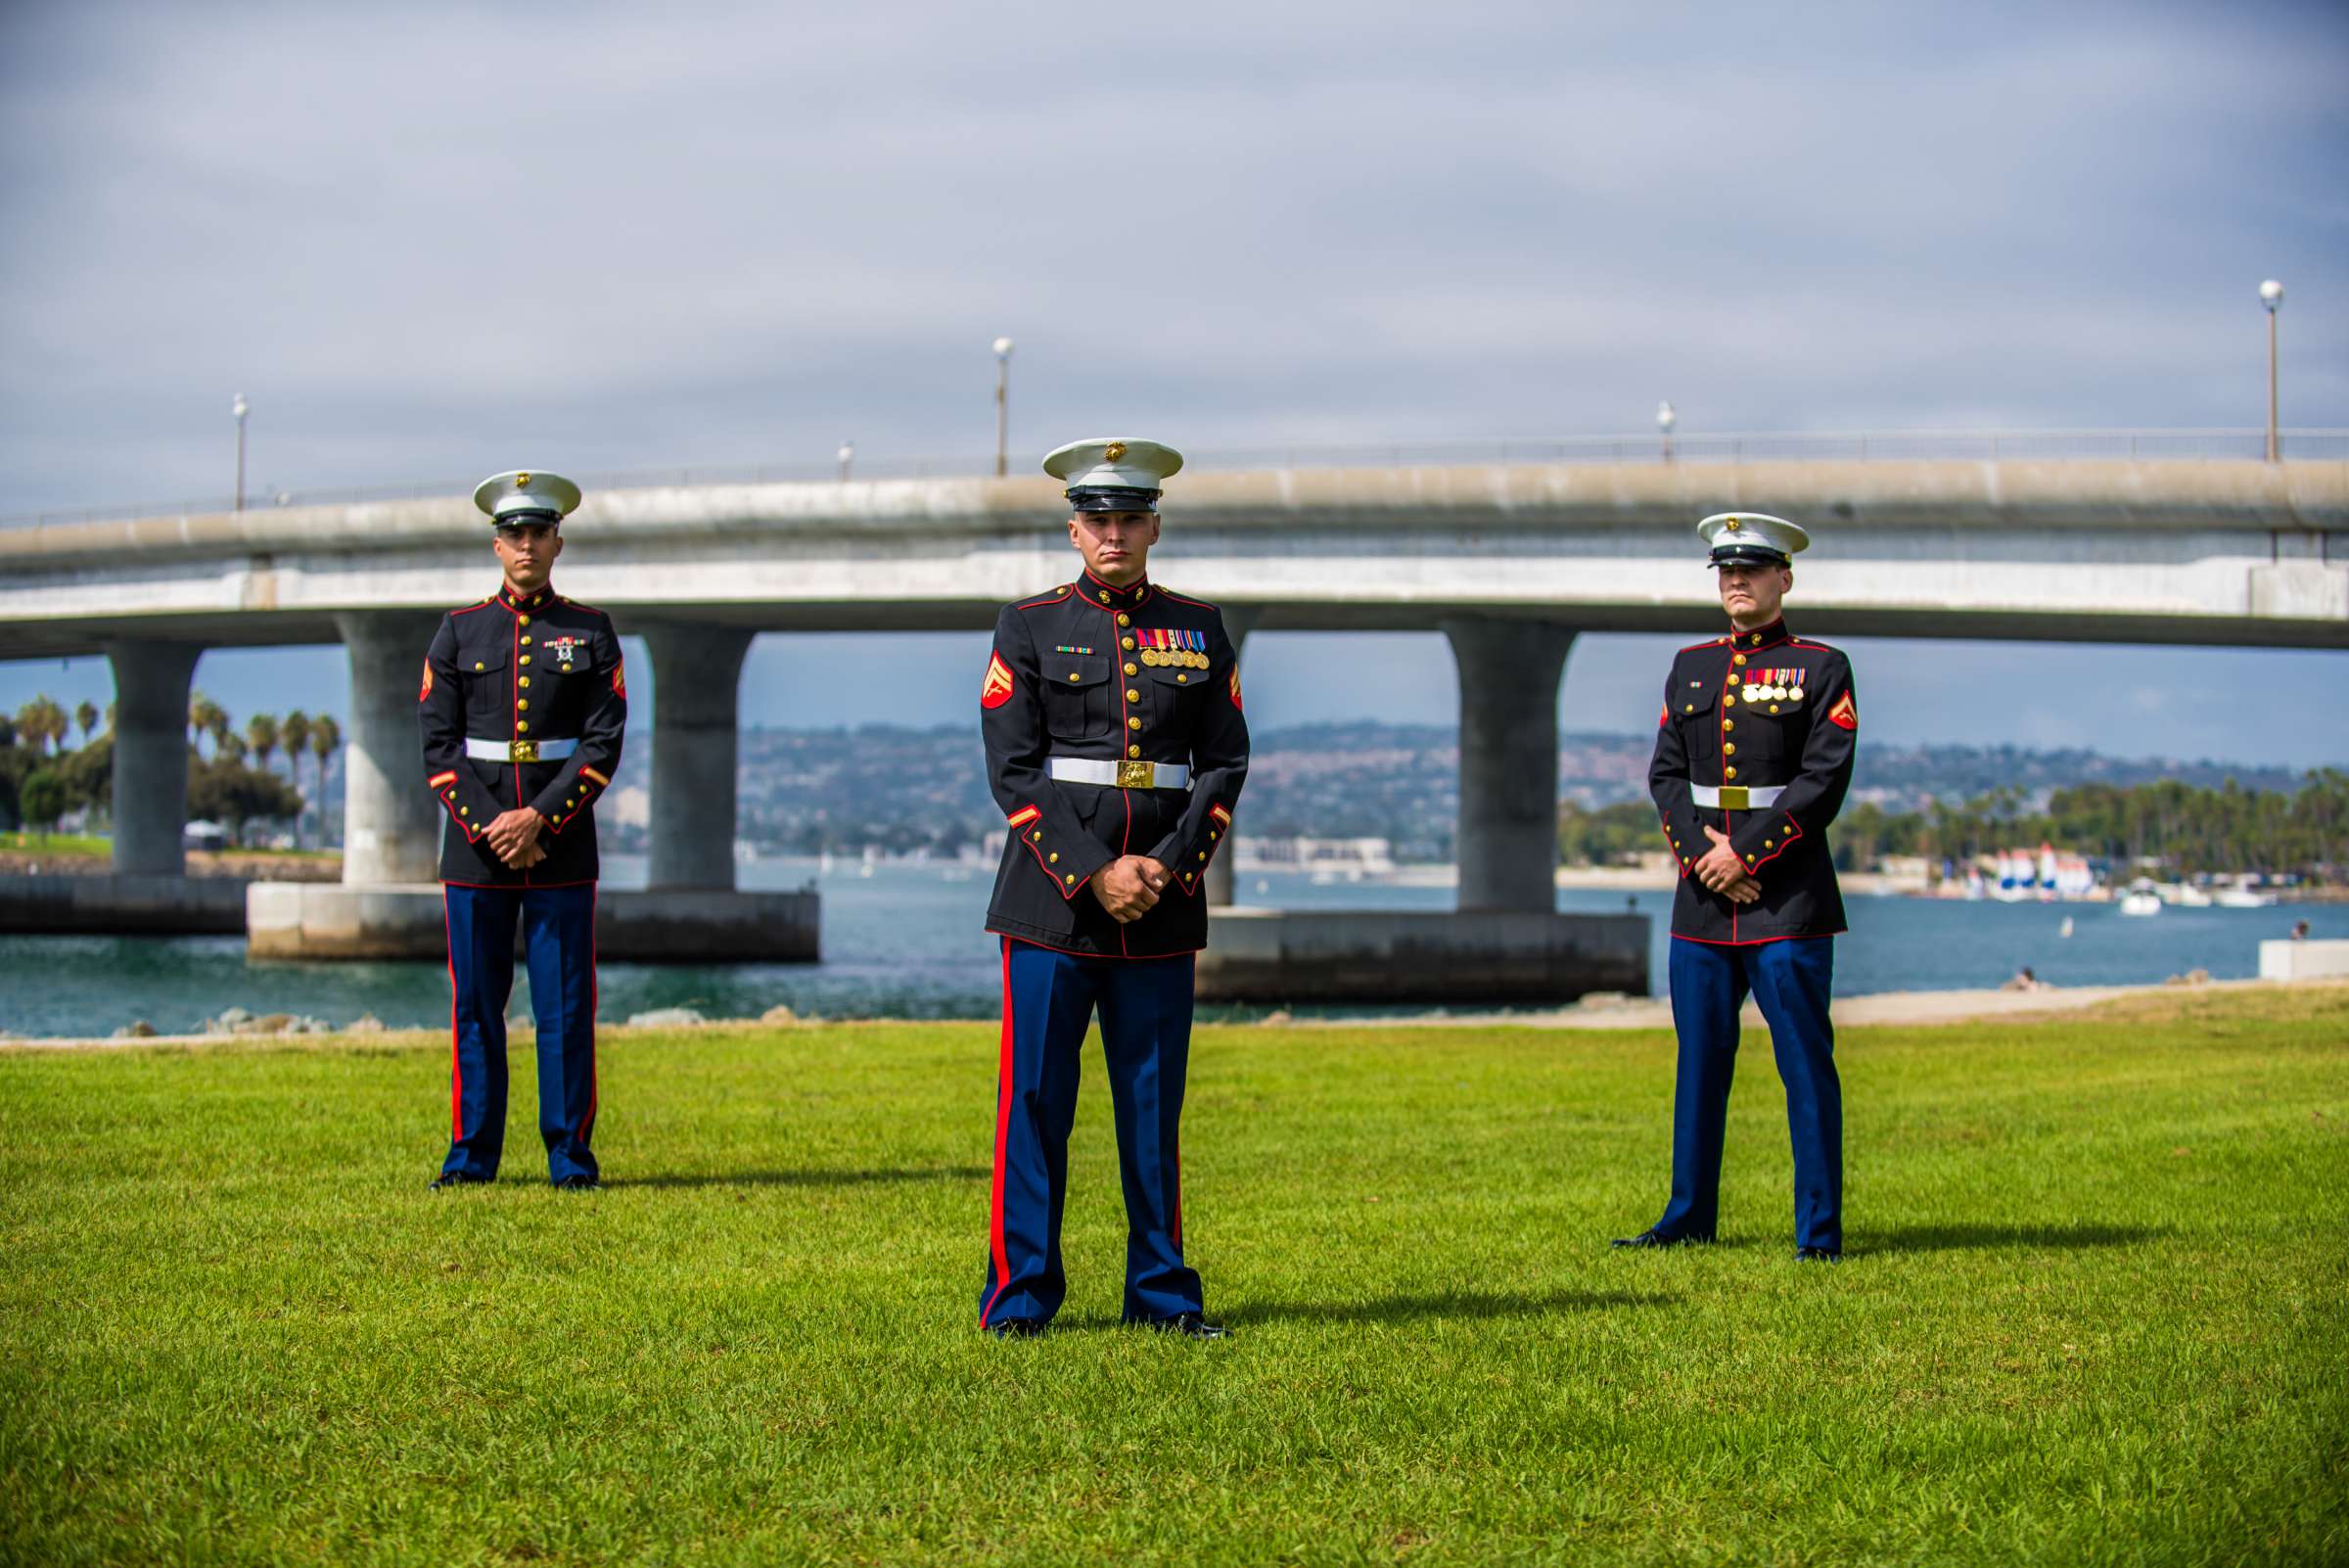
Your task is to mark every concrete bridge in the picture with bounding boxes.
[5,447,2344,998]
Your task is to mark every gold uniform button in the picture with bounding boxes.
[518,700,530,711]
[1128,745,1140,758]
[1125,663,1138,676]
[459,807,469,817]
[520,676,530,688]
[1048,853,1059,864]
[1724,765,1736,779]
[1722,742,1734,755]
[519,616,530,627]
[520,656,531,666]
[1064,874,1076,885]
[474,661,485,671]
[1727,674,1739,686]
[1683,704,1694,714]
[1031,831,1042,841]
[1122,637,1136,651]
[1176,674,1188,684]
[1126,688,1140,701]
[1118,614,1131,626]
[1099,592,1112,604]
[1733,654,1747,667]
[1722,719,1733,731]
[1198,852,1208,861]
[1128,716,1142,730]
[1069,672,1082,682]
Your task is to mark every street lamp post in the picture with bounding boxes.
[1656,399,1677,463]
[232,393,250,510]
[837,438,854,482]
[2260,279,2283,462]
[992,337,1015,477]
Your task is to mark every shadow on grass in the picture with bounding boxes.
[1221,1288,1679,1328]
[1858,1222,2170,1256]
[605,1166,989,1190]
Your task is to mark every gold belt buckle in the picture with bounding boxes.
[1717,785,1749,810]
[1116,759,1154,789]
[511,739,539,763]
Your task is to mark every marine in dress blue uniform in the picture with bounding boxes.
[978,438,1249,1338]
[1618,513,1858,1260]
[419,471,626,1190]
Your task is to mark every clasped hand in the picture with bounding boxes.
[485,807,547,869]
[1091,854,1171,923]
[1692,826,1760,904]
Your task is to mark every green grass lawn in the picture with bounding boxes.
[3,989,2344,1567]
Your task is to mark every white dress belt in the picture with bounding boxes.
[466,737,578,761]
[1691,783,1786,808]
[1048,757,1191,789]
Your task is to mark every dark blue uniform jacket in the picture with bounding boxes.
[982,572,1249,958]
[418,581,626,887]
[1649,618,1857,945]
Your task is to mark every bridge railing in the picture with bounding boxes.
[5,429,2342,530]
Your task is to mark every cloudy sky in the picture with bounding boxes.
[4,1,2345,765]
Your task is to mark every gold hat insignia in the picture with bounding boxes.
[1725,518,1741,530]
[515,472,531,487]
[1104,441,1127,462]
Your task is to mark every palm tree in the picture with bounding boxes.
[15,695,67,755]
[280,711,312,846]
[309,715,341,849]
[246,713,280,776]
[189,692,226,754]
[74,701,98,749]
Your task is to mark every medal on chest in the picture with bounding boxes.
[543,634,585,671]
[1137,627,1209,669]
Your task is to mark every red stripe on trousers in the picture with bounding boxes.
[981,937,1017,1324]
[579,888,599,1145]
[442,892,463,1142]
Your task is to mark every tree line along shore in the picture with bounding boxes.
[6,695,2344,889]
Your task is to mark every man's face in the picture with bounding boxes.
[1066,509,1160,585]
[1716,561,1791,625]
[492,522,563,590]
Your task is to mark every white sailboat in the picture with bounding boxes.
[2118,878,2162,917]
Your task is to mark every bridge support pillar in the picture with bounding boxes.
[102,639,205,875]
[1444,617,1577,912]
[1204,608,1261,908]
[335,612,445,885]
[642,623,756,891]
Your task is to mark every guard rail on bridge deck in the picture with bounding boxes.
[5,428,2344,530]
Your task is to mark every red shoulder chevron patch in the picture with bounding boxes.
[1827,691,1858,730]
[981,652,1015,710]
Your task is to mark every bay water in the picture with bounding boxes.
[1,856,2337,1038]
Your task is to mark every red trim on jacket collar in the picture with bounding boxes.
[1725,617,1791,651]
[1079,570,1151,611]
[497,581,555,613]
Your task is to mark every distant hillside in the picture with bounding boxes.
[597,722,2318,860]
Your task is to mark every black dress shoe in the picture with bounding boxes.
[988,1318,1046,1339]
[1144,1313,1230,1340]
[1795,1246,1842,1263]
[1611,1228,1710,1249]
[427,1174,489,1190]
[555,1175,602,1191]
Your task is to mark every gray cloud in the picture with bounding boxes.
[2,0,2343,516]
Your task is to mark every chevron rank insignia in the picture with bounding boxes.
[1827,691,1858,731]
[418,659,435,702]
[982,652,1016,710]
